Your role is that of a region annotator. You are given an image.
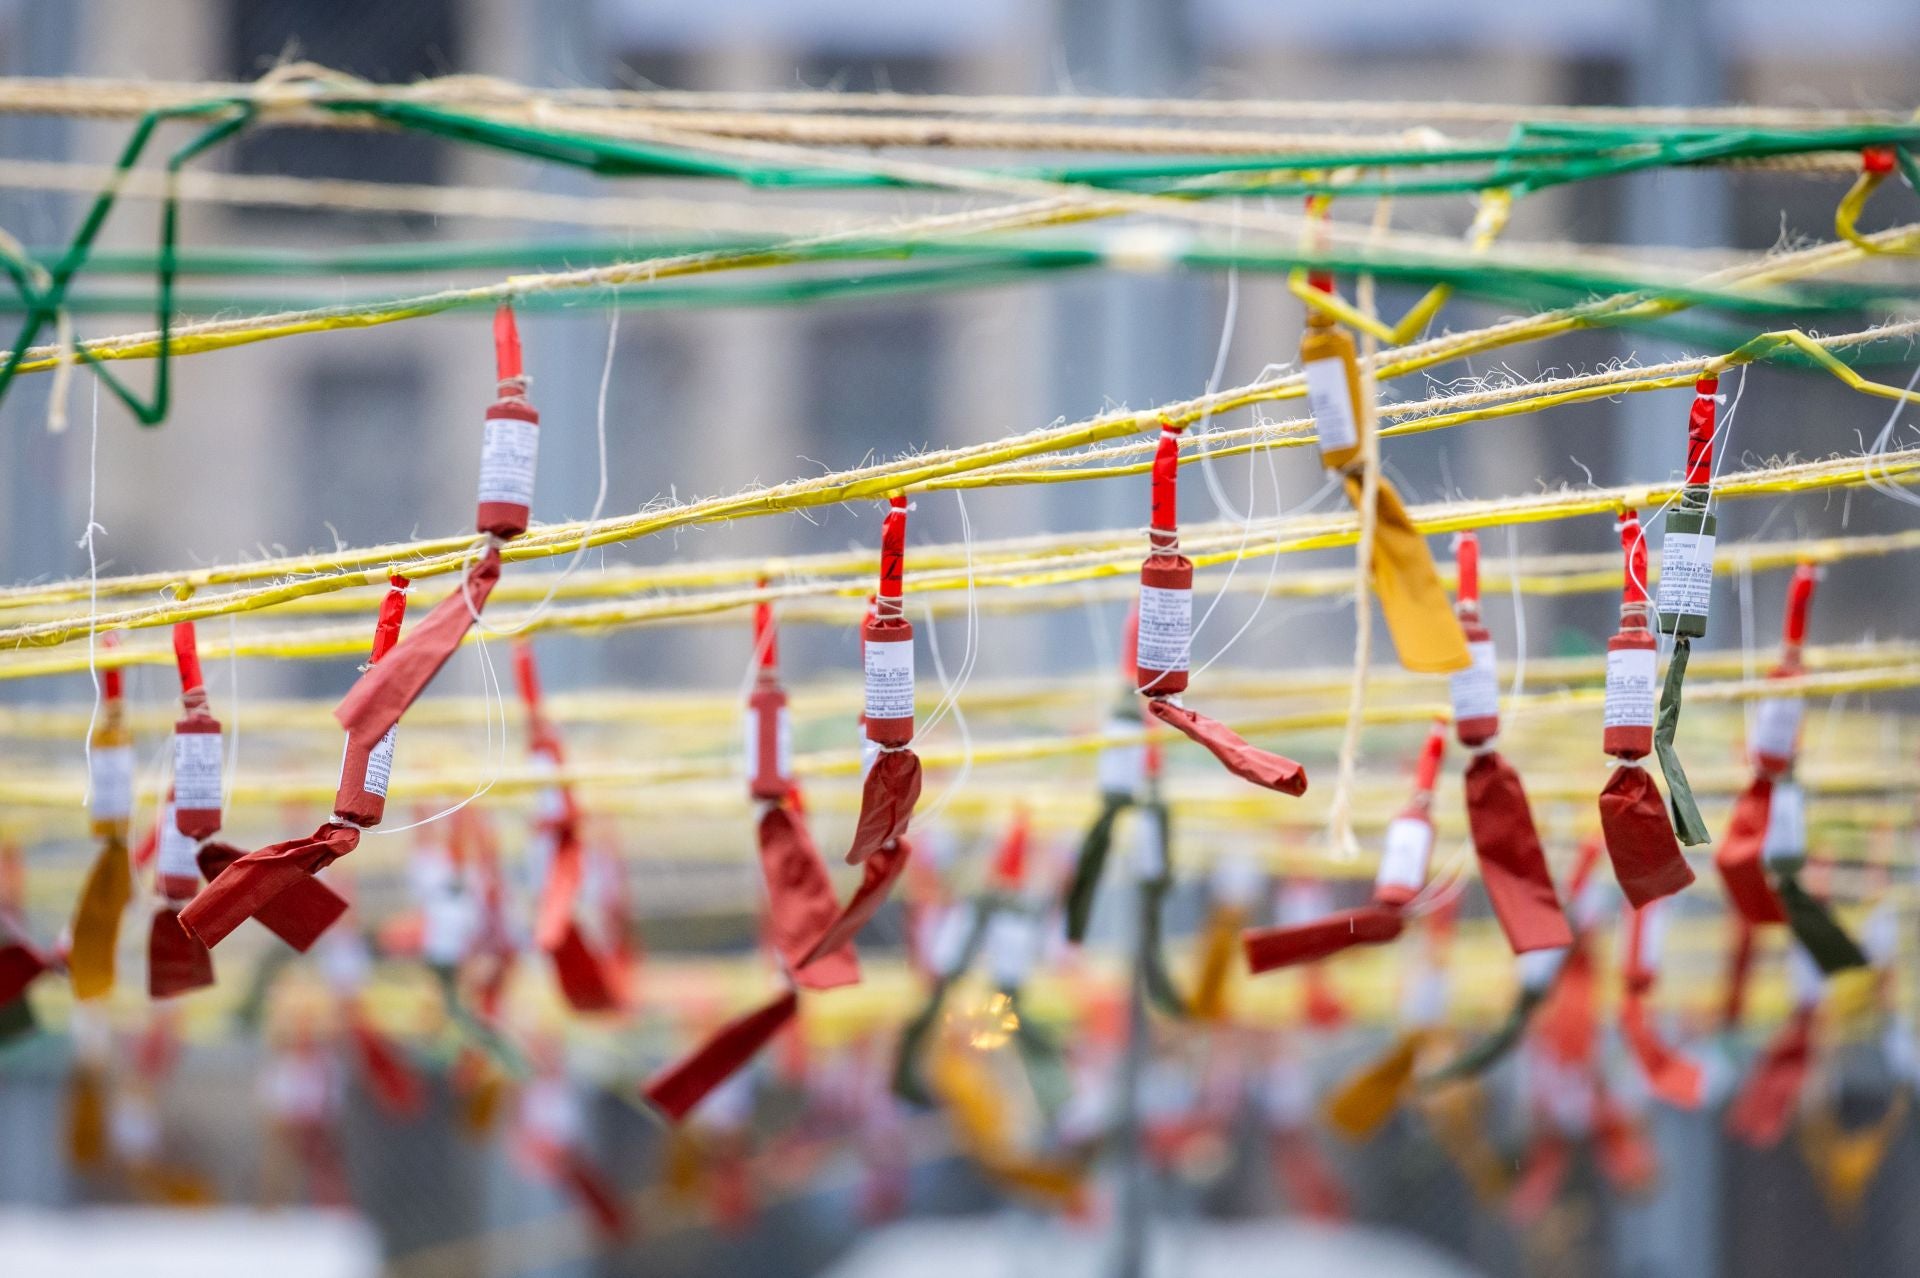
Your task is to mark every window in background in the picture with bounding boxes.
[224,0,459,212]
[792,51,947,95]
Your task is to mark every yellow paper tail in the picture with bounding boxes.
[1343,476,1471,674]
[1419,1074,1511,1202]
[929,1039,1086,1211]
[1324,1031,1426,1141]
[1802,1093,1907,1221]
[69,835,131,1002]
[1188,904,1244,1024]
[65,1063,108,1170]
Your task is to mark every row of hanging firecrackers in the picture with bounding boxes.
[644,515,928,1123]
[515,640,627,1012]
[1298,268,1473,676]
[182,576,410,947]
[1449,532,1573,953]
[1652,376,1720,847]
[1134,417,1309,793]
[1062,608,1188,1017]
[71,635,134,999]
[1241,720,1446,972]
[1714,564,1869,974]
[1597,510,1696,906]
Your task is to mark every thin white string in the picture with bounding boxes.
[1189,423,1288,681]
[1737,559,1757,744]
[1195,200,1246,523]
[368,629,507,837]
[79,380,101,806]
[223,612,241,810]
[911,491,978,744]
[1863,356,1920,509]
[912,600,974,829]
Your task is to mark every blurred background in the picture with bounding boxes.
[0,2,1917,1277]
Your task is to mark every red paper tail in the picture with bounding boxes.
[548,923,624,1014]
[755,805,858,990]
[196,841,347,952]
[1270,1129,1350,1220]
[1714,777,1787,924]
[1243,906,1402,973]
[1302,965,1349,1029]
[642,990,797,1122]
[1464,752,1573,952]
[334,548,502,748]
[1720,917,1756,1032]
[347,1011,428,1118]
[1620,989,1704,1109]
[180,824,361,948]
[845,749,921,865]
[1597,766,1695,907]
[1726,1008,1814,1148]
[147,908,215,999]
[1506,1131,1572,1226]
[800,837,912,966]
[560,1151,632,1240]
[1147,699,1307,795]
[1592,1091,1660,1194]
[0,940,48,1005]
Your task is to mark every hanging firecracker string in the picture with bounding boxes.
[70,634,134,1001]
[1449,529,1571,954]
[330,304,533,794]
[180,577,408,948]
[1618,898,1705,1109]
[1135,417,1308,794]
[1596,509,1695,907]
[515,640,626,1013]
[1240,720,1444,973]
[1651,376,1722,847]
[148,623,219,999]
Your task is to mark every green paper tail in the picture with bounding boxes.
[1421,986,1547,1087]
[1656,637,1712,846]
[0,994,36,1047]
[890,977,950,1108]
[1774,872,1870,974]
[430,964,532,1080]
[1065,793,1129,943]
[1137,803,1189,1020]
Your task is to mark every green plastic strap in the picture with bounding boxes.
[1421,985,1547,1087]
[1656,637,1712,846]
[1065,792,1129,943]
[1773,872,1870,974]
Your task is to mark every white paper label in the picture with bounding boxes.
[1518,946,1568,992]
[864,638,914,721]
[478,414,539,508]
[1604,647,1657,729]
[928,903,978,978]
[1096,714,1145,797]
[364,726,397,798]
[1750,696,1803,762]
[88,745,134,821]
[1131,810,1167,881]
[1449,639,1500,723]
[1135,584,1191,674]
[1375,816,1433,893]
[1763,781,1806,863]
[985,910,1038,989]
[1303,356,1359,454]
[156,803,199,879]
[743,704,791,782]
[1656,531,1715,618]
[422,884,479,966]
[1788,942,1825,1007]
[172,731,223,810]
[1632,900,1668,970]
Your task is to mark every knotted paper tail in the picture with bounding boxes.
[180,824,361,949]
[147,909,215,999]
[1597,766,1695,907]
[196,841,347,952]
[1146,699,1306,795]
[1323,1031,1424,1140]
[1714,778,1787,924]
[1620,989,1704,1109]
[844,749,922,865]
[1463,752,1572,952]
[69,836,131,1001]
[756,804,859,990]
[800,838,912,967]
[643,989,799,1122]
[1726,1008,1815,1148]
[334,547,502,747]
[1242,905,1402,973]
[1655,637,1711,845]
[1345,474,1472,675]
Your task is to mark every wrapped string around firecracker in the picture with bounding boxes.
[1449,530,1572,953]
[1619,899,1704,1109]
[516,641,625,1012]
[181,577,409,949]
[332,304,533,782]
[1241,721,1445,973]
[1652,376,1723,845]
[1063,608,1143,943]
[71,637,133,1001]
[1136,417,1307,793]
[149,623,219,999]
[1299,269,1470,675]
[1597,510,1695,907]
